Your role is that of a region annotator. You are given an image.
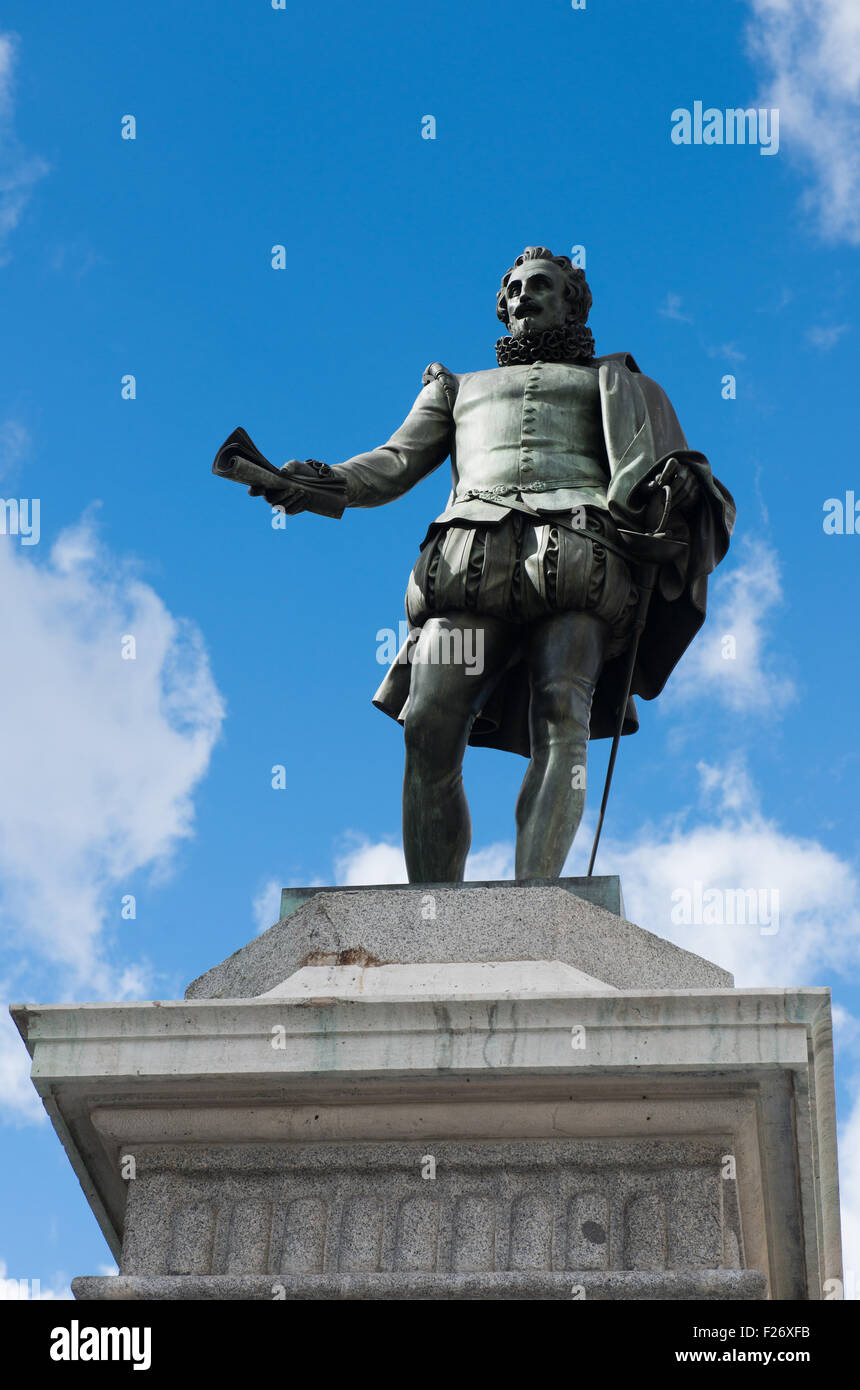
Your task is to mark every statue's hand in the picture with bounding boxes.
[645,457,701,523]
[248,459,318,513]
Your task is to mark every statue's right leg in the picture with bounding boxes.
[403,612,516,883]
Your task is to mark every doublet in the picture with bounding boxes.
[444,362,610,519]
[334,360,617,528]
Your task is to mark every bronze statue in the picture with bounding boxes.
[214,247,735,883]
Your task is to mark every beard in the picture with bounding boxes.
[495,321,595,367]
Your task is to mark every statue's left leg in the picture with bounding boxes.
[514,609,608,879]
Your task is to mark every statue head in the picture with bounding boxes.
[496,247,592,341]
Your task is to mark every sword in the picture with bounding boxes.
[586,464,689,877]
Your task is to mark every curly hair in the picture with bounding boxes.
[496,246,592,329]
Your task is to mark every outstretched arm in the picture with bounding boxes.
[330,375,454,508]
[226,373,455,515]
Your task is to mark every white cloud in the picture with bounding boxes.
[465,841,515,882]
[695,758,757,815]
[0,33,49,263]
[747,0,860,243]
[706,342,746,363]
[50,512,98,571]
[252,878,284,934]
[0,33,15,117]
[834,1004,860,1050]
[807,324,850,351]
[0,1007,45,1127]
[599,764,859,987]
[658,292,693,323]
[0,514,224,1123]
[666,538,796,714]
[334,835,407,886]
[0,158,49,251]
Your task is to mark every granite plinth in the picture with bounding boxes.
[11,883,842,1301]
[186,884,733,1000]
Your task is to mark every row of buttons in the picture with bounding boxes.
[520,361,545,482]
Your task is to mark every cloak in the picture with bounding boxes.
[364,352,736,755]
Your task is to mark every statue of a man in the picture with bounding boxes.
[216,247,735,882]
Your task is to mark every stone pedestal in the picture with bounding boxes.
[11,880,842,1300]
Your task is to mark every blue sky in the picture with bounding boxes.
[1,0,859,1297]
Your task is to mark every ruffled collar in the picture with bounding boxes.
[495,323,595,367]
